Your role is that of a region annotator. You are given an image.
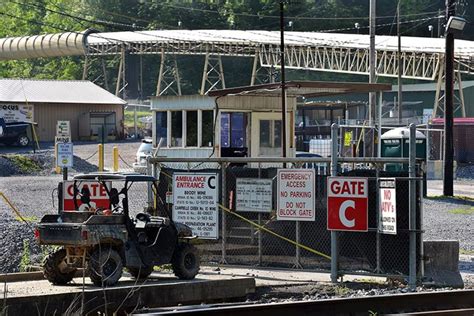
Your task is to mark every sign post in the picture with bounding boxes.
[172,173,219,239]
[55,120,71,178]
[379,178,397,234]
[327,177,368,231]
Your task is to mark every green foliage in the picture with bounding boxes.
[448,207,474,215]
[19,239,31,272]
[124,109,151,129]
[5,155,41,173]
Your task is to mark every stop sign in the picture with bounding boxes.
[327,177,368,232]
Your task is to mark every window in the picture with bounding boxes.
[202,110,214,147]
[171,111,182,147]
[186,111,198,147]
[221,112,246,148]
[155,111,167,146]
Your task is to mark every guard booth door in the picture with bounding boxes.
[251,112,283,157]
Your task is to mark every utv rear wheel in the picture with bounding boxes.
[43,248,77,285]
[171,243,199,280]
[127,266,153,280]
[89,247,123,286]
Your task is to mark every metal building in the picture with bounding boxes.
[0,79,126,142]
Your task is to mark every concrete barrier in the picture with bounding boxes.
[423,240,464,288]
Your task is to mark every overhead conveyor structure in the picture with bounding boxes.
[1,29,474,114]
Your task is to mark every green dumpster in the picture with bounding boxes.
[381,127,426,171]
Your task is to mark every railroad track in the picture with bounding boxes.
[135,289,474,315]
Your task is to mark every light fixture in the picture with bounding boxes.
[446,16,467,33]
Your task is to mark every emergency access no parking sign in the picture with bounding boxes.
[327,177,368,232]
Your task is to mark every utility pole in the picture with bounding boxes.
[369,0,376,128]
[443,0,455,196]
[280,0,287,158]
[397,2,403,124]
[437,9,442,38]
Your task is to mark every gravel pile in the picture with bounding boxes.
[252,281,473,304]
[456,164,474,179]
[0,151,98,177]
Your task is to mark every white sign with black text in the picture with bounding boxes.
[56,120,70,137]
[236,178,272,212]
[379,178,397,235]
[172,173,219,239]
[277,169,315,221]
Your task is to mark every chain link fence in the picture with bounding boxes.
[150,152,423,279]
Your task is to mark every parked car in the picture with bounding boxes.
[295,151,327,174]
[0,121,31,147]
[133,138,153,173]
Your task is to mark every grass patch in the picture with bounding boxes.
[124,110,151,129]
[427,195,474,202]
[6,155,41,173]
[460,248,474,255]
[448,207,474,215]
[15,215,38,223]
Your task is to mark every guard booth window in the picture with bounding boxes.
[202,110,214,147]
[155,111,167,146]
[90,112,116,141]
[220,112,247,157]
[186,111,198,147]
[171,111,183,147]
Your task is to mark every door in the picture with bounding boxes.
[251,112,284,157]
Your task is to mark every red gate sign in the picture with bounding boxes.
[327,177,368,231]
[62,181,111,211]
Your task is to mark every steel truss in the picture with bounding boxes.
[85,38,474,99]
[156,50,181,96]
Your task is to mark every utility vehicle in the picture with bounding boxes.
[35,173,199,286]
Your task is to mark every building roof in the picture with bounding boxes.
[391,81,474,93]
[208,81,391,98]
[0,79,126,105]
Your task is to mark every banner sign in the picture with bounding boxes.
[277,169,315,221]
[0,104,34,123]
[172,173,219,239]
[379,178,397,235]
[236,178,272,212]
[327,177,368,231]
[62,181,111,211]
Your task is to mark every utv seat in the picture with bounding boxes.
[135,213,170,228]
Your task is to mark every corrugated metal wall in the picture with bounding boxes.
[33,103,123,141]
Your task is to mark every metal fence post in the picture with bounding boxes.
[375,165,381,274]
[409,123,417,289]
[258,162,262,266]
[295,221,302,269]
[220,162,227,264]
[330,123,339,283]
[146,159,153,208]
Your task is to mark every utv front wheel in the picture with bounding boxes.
[127,266,153,280]
[43,248,77,285]
[89,247,123,286]
[171,243,200,280]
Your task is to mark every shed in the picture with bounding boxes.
[0,79,126,142]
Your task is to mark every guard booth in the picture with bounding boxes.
[151,94,296,159]
[151,81,391,159]
[381,127,426,171]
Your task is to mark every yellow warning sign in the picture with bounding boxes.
[344,131,353,147]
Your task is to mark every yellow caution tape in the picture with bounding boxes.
[218,203,331,261]
[0,192,33,228]
[158,165,331,261]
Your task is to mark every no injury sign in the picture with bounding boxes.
[327,177,368,231]
[277,169,315,221]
